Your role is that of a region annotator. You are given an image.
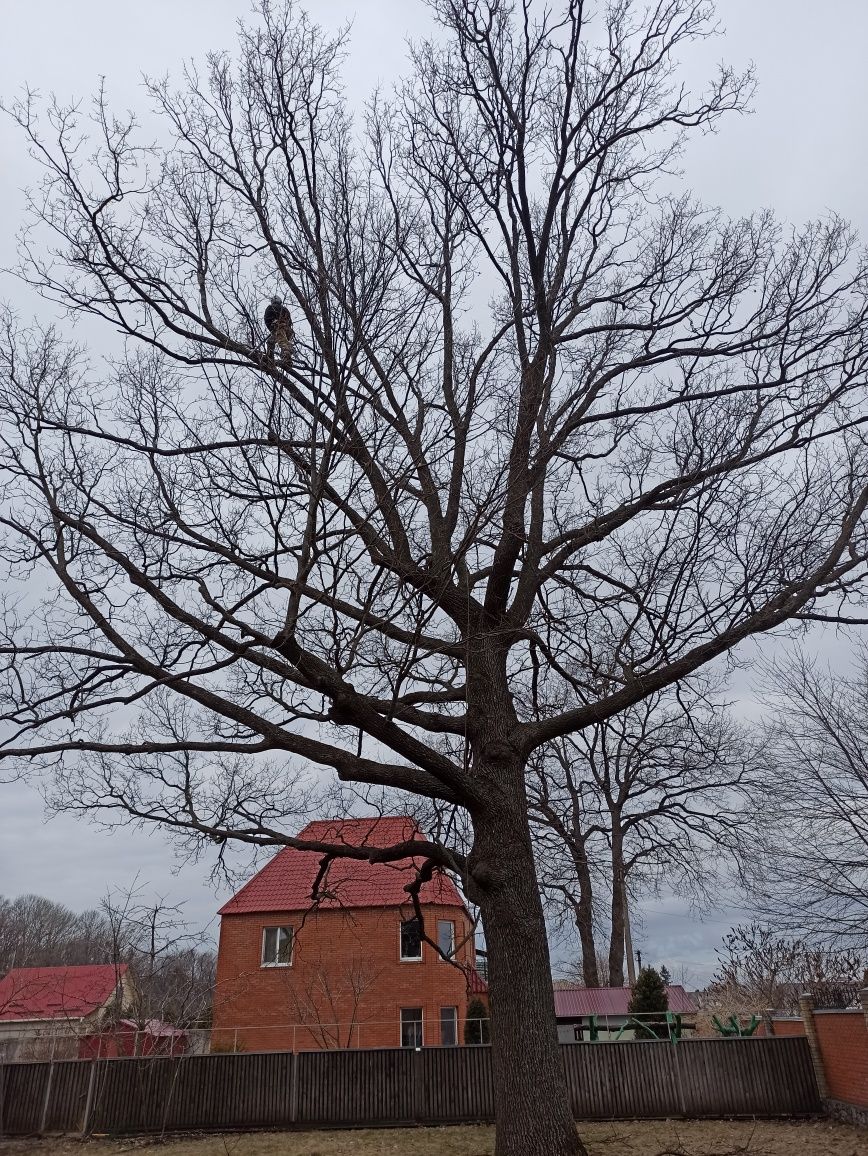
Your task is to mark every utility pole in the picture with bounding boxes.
[635,949,642,973]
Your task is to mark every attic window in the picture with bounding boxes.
[261,925,293,967]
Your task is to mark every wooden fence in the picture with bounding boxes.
[0,1037,819,1136]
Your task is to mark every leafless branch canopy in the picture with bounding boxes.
[1,0,867,877]
[744,652,868,953]
[530,681,761,985]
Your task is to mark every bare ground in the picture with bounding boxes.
[1,1121,866,1156]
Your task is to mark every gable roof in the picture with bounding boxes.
[0,964,128,1022]
[553,984,697,1018]
[219,816,465,915]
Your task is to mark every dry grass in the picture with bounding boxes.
[1,1121,867,1156]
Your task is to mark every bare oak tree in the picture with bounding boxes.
[530,685,758,987]
[745,652,868,954]
[3,2,868,1151]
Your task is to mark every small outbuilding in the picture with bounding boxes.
[78,1017,187,1058]
[554,984,698,1042]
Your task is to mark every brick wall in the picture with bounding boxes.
[212,902,477,1052]
[765,1018,805,1038]
[813,1011,868,1109]
[766,999,868,1112]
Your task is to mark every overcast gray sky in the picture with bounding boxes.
[1,0,866,983]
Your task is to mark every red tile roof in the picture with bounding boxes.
[0,964,128,1021]
[553,984,697,1018]
[219,816,465,915]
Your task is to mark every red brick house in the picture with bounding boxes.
[212,817,486,1052]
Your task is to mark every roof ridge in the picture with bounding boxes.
[4,963,128,976]
[218,817,463,917]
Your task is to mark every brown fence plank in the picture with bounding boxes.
[41,1061,93,1132]
[0,1037,821,1137]
[295,1048,415,1126]
[416,1047,495,1122]
[676,1039,820,1118]
[2,1063,49,1134]
[562,1042,683,1119]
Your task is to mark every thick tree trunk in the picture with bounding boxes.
[608,832,626,988]
[569,843,600,987]
[471,788,585,1156]
[622,881,636,987]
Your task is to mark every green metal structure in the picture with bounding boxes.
[710,1013,761,1038]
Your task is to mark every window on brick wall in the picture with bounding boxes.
[400,1007,423,1048]
[261,925,293,967]
[440,1006,458,1046]
[400,918,422,960]
[437,919,455,960]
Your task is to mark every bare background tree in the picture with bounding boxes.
[740,651,868,954]
[98,883,216,1030]
[706,922,865,1015]
[530,684,760,988]
[3,1,868,1151]
[282,954,384,1051]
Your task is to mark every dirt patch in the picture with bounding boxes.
[1,1121,866,1156]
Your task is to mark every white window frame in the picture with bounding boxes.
[440,1005,458,1047]
[436,919,455,960]
[399,917,423,962]
[400,1007,424,1048]
[260,925,293,968]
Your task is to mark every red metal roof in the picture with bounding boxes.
[553,985,697,1018]
[219,816,465,915]
[468,967,489,995]
[0,964,128,1021]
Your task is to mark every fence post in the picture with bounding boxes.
[80,1060,98,1137]
[39,1060,56,1136]
[289,1050,298,1126]
[0,1061,5,1138]
[798,993,828,1100]
[412,1044,423,1124]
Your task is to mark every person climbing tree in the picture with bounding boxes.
[264,297,294,366]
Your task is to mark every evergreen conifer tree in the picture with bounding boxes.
[465,998,491,1045]
[628,967,669,1039]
